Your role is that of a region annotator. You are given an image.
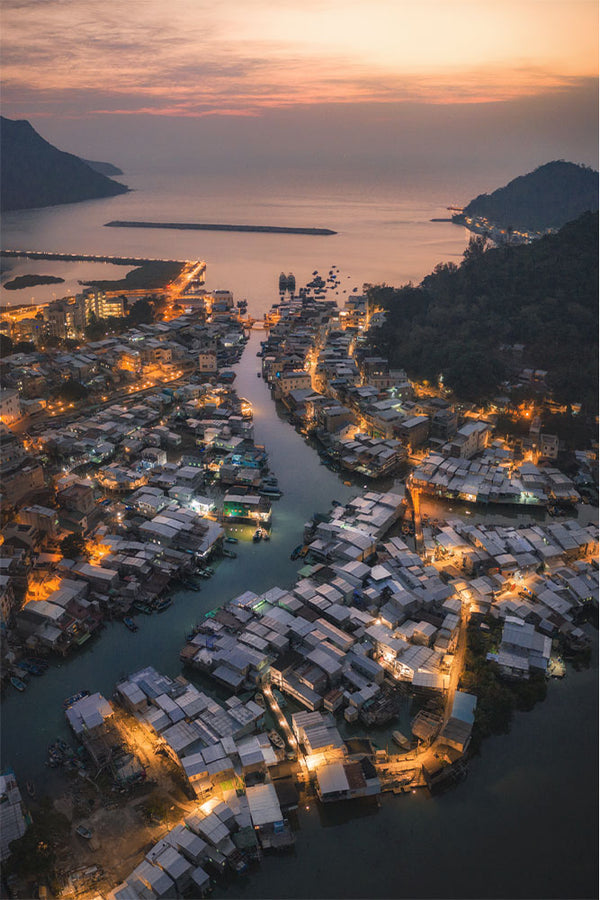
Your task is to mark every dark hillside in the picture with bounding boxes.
[0,116,129,211]
[370,212,598,411]
[454,161,598,231]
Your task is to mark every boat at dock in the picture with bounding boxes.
[268,730,286,750]
[224,536,239,544]
[252,529,262,543]
[222,548,237,559]
[63,690,90,709]
[154,598,172,612]
[123,617,138,632]
[392,730,412,750]
[75,825,93,839]
[10,676,26,692]
[133,601,153,614]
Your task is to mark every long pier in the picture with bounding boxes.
[1,249,187,266]
[105,220,337,236]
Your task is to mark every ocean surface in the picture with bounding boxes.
[1,175,598,898]
[1,170,472,312]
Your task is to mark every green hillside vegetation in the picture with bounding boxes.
[454,161,598,231]
[369,211,598,412]
[3,274,65,291]
[81,260,185,291]
[0,116,129,211]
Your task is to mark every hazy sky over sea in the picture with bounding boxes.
[1,0,598,183]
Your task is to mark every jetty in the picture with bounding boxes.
[104,220,337,236]
[0,249,187,266]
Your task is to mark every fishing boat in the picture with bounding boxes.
[273,689,287,709]
[252,529,262,543]
[290,545,303,560]
[133,601,153,614]
[224,536,239,544]
[10,676,26,692]
[392,730,412,750]
[268,730,285,750]
[155,598,172,612]
[63,690,90,709]
[75,825,93,840]
[123,617,138,632]
[254,693,266,707]
[222,549,237,559]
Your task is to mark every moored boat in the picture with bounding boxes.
[10,676,26,692]
[224,536,239,544]
[392,730,412,750]
[75,825,93,839]
[268,730,285,750]
[63,690,90,709]
[123,617,138,632]
[252,529,262,543]
[222,549,237,559]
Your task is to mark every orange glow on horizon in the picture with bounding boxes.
[1,0,596,118]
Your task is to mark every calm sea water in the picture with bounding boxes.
[1,171,470,311]
[1,179,598,898]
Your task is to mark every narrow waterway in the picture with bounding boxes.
[0,332,357,783]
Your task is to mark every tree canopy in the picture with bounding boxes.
[369,212,598,410]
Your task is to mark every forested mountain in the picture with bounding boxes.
[453,161,598,231]
[369,211,598,411]
[0,116,129,211]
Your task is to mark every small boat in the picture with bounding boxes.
[155,598,172,612]
[75,825,93,840]
[224,536,239,544]
[252,529,262,543]
[392,731,412,751]
[222,549,237,559]
[26,781,36,798]
[273,689,287,709]
[63,690,90,709]
[254,693,266,708]
[268,730,285,750]
[290,545,303,560]
[262,530,270,542]
[133,601,153,614]
[123,617,138,632]
[256,372,261,378]
[10,676,26,692]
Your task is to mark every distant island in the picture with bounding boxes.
[105,220,337,236]
[3,274,65,291]
[452,160,598,233]
[80,158,124,177]
[0,116,129,211]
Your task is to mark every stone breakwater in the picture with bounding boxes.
[105,220,337,236]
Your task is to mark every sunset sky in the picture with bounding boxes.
[1,0,597,175]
